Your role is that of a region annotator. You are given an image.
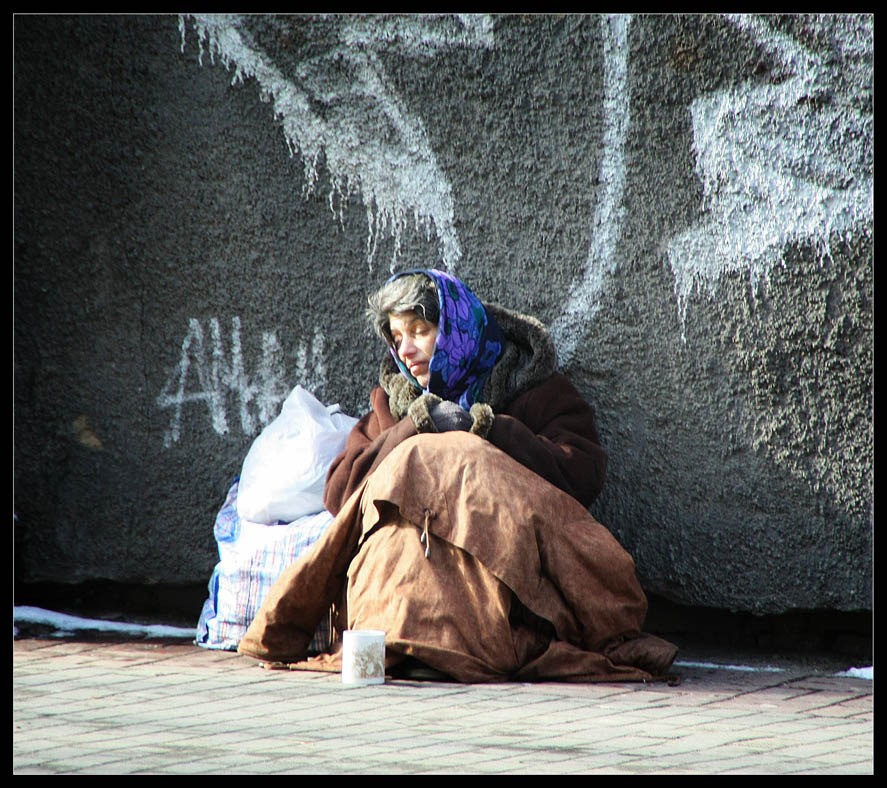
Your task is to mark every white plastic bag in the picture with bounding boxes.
[235,385,358,524]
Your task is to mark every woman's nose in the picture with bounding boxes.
[399,337,415,359]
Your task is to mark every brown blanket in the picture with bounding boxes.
[238,432,678,683]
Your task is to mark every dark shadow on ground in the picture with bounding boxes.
[13,580,872,672]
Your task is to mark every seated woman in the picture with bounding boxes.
[237,269,678,682]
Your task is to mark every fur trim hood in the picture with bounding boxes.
[379,303,558,422]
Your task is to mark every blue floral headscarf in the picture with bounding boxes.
[386,269,504,411]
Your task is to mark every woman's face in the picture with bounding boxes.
[388,311,438,388]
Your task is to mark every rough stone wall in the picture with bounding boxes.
[14,14,873,614]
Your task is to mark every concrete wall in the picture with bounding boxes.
[14,13,873,615]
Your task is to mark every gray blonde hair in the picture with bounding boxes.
[367,272,440,344]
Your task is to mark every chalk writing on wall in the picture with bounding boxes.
[666,14,873,337]
[179,14,495,274]
[157,316,325,447]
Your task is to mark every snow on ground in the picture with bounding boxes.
[675,660,872,680]
[835,665,874,680]
[674,660,786,673]
[13,606,196,640]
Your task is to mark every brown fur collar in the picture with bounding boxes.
[379,303,558,421]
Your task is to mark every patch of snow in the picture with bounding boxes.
[835,665,873,680]
[13,606,196,640]
[676,659,873,680]
[674,660,785,673]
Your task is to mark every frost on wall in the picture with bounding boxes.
[178,14,495,273]
[666,14,873,337]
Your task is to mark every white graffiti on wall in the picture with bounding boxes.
[157,316,325,447]
[666,14,873,337]
[170,13,872,389]
[179,14,495,273]
[179,13,626,366]
[552,14,631,364]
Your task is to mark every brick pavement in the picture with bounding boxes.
[13,637,873,775]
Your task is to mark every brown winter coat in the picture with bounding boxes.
[238,432,678,681]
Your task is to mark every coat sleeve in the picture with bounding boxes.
[323,387,419,516]
[486,373,608,509]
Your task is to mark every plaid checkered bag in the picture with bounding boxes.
[196,478,334,653]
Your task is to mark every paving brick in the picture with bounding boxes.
[13,638,872,775]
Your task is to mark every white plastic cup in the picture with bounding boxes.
[342,629,386,685]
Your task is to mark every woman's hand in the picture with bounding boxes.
[430,400,472,432]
